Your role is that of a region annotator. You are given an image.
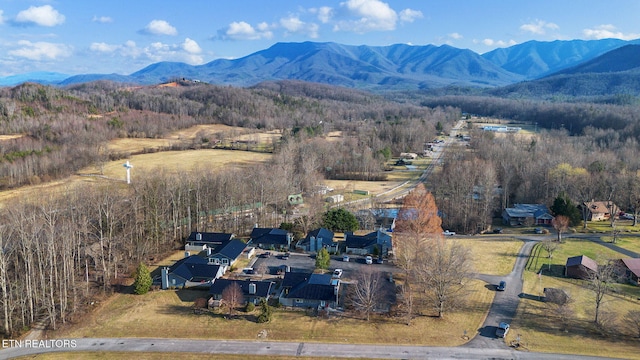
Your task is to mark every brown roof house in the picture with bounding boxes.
[565,255,598,279]
[614,258,640,285]
[580,201,618,222]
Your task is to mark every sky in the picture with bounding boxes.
[1,0,640,77]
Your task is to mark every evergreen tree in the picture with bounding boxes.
[315,247,331,270]
[551,192,581,226]
[257,299,272,323]
[133,263,152,295]
[322,208,359,233]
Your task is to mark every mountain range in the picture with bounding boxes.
[3,38,640,94]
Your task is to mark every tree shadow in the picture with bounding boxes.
[518,292,544,301]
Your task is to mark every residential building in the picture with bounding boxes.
[208,278,274,305]
[345,230,392,256]
[565,255,598,279]
[502,204,554,226]
[159,255,225,290]
[579,201,618,221]
[279,272,340,309]
[249,227,292,250]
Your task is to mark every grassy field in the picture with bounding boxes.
[457,237,523,276]
[510,271,640,359]
[509,238,640,359]
[56,278,493,347]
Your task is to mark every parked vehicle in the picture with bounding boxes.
[534,227,544,234]
[280,252,290,260]
[497,280,506,291]
[365,256,373,265]
[493,228,503,234]
[342,255,350,262]
[261,251,271,258]
[333,269,343,278]
[442,230,455,236]
[376,257,384,264]
[496,322,510,338]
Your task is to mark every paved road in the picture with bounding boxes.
[0,337,613,359]
[466,237,538,349]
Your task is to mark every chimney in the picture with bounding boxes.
[196,233,202,241]
[184,251,190,258]
[249,283,256,295]
[161,267,169,290]
[206,247,212,256]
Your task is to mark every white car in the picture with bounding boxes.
[442,230,456,236]
[365,256,373,264]
[342,255,350,262]
[333,269,343,278]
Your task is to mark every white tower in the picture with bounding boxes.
[123,160,133,184]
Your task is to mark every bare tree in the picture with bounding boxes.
[623,310,640,338]
[221,283,244,317]
[347,267,388,321]
[552,215,570,243]
[541,238,559,259]
[415,238,473,318]
[587,261,617,325]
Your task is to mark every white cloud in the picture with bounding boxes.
[88,39,203,65]
[448,32,463,40]
[90,42,119,53]
[280,16,319,38]
[181,38,202,54]
[0,10,5,25]
[315,6,333,23]
[216,21,273,40]
[583,24,640,40]
[15,5,65,27]
[9,40,71,60]
[335,0,398,33]
[399,8,423,23]
[479,38,516,48]
[143,20,177,36]
[92,16,113,24]
[520,20,559,35]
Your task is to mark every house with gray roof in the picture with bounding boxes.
[249,227,292,250]
[209,279,274,305]
[206,239,247,268]
[279,272,340,309]
[502,204,554,226]
[159,255,224,290]
[185,232,235,252]
[345,230,392,256]
[296,228,337,253]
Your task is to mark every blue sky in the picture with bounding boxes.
[1,0,640,76]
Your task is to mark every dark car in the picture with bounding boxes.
[493,228,503,234]
[497,281,506,291]
[496,322,510,338]
[280,252,290,260]
[260,251,271,258]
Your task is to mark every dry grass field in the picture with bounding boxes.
[506,238,640,359]
[56,277,493,347]
[79,149,273,179]
[511,271,640,359]
[457,237,523,276]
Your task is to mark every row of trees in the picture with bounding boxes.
[434,125,640,232]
